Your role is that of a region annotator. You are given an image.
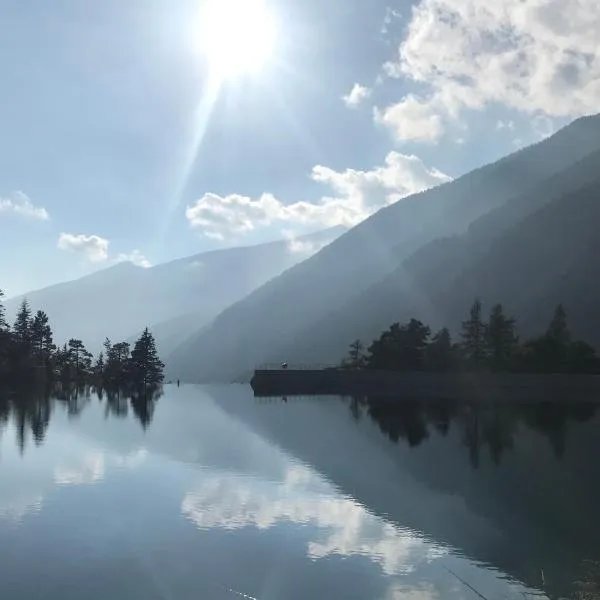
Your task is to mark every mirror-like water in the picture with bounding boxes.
[1,385,599,600]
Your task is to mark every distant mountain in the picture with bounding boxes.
[5,227,345,354]
[167,114,600,382]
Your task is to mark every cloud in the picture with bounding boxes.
[343,83,372,108]
[186,153,451,240]
[115,249,152,268]
[374,94,444,142]
[282,230,337,256]
[381,0,600,136]
[0,191,49,220]
[57,233,110,263]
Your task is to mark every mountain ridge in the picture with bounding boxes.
[167,114,600,382]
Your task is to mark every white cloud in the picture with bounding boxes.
[115,249,152,268]
[496,120,515,131]
[343,83,372,108]
[381,0,600,135]
[0,191,49,220]
[186,153,451,240]
[532,114,555,139]
[374,94,444,142]
[282,230,337,256]
[57,233,110,263]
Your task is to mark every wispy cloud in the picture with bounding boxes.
[115,249,152,268]
[0,191,49,220]
[342,83,372,108]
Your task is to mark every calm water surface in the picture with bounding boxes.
[1,385,599,600]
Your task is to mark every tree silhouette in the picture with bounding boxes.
[342,339,366,370]
[130,328,164,388]
[426,328,456,371]
[31,310,54,370]
[68,339,93,379]
[487,304,518,370]
[460,298,488,369]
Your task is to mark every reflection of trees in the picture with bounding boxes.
[354,396,598,467]
[0,386,53,455]
[100,384,163,429]
[0,382,164,454]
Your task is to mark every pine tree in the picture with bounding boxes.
[94,352,105,378]
[460,298,488,369]
[13,299,32,345]
[0,288,7,331]
[31,310,54,366]
[0,289,8,377]
[130,328,164,388]
[68,339,93,379]
[426,328,455,371]
[487,304,518,370]
[547,303,570,344]
[342,339,365,369]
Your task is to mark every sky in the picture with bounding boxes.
[1,0,598,297]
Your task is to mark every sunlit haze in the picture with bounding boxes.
[1,0,598,296]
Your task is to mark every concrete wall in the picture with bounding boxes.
[250,370,600,401]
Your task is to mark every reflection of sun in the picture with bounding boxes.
[197,0,277,81]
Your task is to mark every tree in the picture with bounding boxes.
[342,339,366,370]
[103,340,130,385]
[487,304,518,370]
[547,303,570,345]
[68,339,93,379]
[0,288,7,331]
[94,352,105,378]
[31,310,54,367]
[460,298,488,369]
[0,289,9,377]
[13,299,32,345]
[11,299,33,372]
[130,328,164,388]
[367,319,430,370]
[426,328,456,371]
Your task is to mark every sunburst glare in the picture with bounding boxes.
[197,0,277,82]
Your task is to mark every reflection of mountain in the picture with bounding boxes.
[210,387,600,598]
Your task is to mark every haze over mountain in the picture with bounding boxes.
[168,114,600,382]
[4,227,344,354]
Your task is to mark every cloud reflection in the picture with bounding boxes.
[182,464,445,576]
[54,451,106,486]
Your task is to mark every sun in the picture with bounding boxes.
[197,0,277,80]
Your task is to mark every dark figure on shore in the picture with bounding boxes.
[177,379,180,387]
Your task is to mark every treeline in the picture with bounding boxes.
[341,299,600,374]
[0,289,164,390]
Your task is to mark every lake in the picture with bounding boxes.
[1,385,599,600]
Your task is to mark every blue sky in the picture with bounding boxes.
[1,0,596,297]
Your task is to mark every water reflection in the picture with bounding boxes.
[347,396,599,466]
[0,385,599,600]
[0,383,163,454]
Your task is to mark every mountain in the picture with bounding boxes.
[168,114,600,382]
[284,145,600,364]
[4,227,344,354]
